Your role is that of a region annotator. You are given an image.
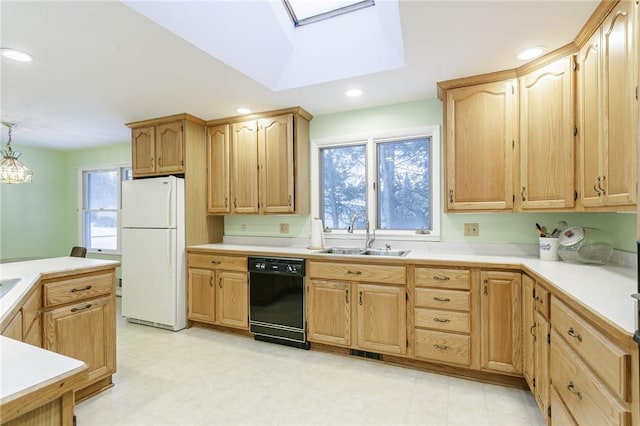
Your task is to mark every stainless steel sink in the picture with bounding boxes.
[364,248,410,257]
[315,247,409,257]
[317,247,366,255]
[0,278,21,299]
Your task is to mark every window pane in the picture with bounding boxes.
[377,138,430,230]
[320,145,366,229]
[84,211,117,250]
[87,170,118,209]
[123,168,133,181]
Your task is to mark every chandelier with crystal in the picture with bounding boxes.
[1,122,33,184]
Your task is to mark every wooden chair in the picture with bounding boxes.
[70,246,87,258]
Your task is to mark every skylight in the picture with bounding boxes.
[282,0,375,27]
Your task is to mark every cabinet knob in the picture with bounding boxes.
[567,327,582,342]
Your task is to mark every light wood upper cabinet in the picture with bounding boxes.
[231,120,260,214]
[207,124,230,214]
[480,271,522,374]
[600,0,637,207]
[519,56,575,210]
[206,107,311,215]
[577,30,604,207]
[444,79,516,211]
[258,114,295,214]
[131,120,184,177]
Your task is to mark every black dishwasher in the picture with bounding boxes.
[248,257,309,349]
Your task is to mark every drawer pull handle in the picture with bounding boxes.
[433,344,449,350]
[359,291,363,305]
[209,277,213,287]
[71,304,92,313]
[345,289,349,304]
[567,327,582,342]
[347,270,362,275]
[211,260,221,265]
[534,295,544,304]
[433,297,451,302]
[433,318,450,323]
[530,324,537,339]
[71,285,92,293]
[567,382,582,400]
[218,277,223,289]
[432,276,450,281]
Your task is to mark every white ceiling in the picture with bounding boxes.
[0,0,599,150]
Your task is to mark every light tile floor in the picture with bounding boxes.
[76,298,546,426]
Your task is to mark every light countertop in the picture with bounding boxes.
[0,257,120,325]
[0,336,87,402]
[189,243,638,334]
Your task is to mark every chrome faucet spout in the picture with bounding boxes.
[347,214,375,249]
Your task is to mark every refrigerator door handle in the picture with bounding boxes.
[167,231,173,279]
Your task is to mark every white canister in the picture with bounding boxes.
[539,237,559,261]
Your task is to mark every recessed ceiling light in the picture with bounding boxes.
[517,46,546,61]
[346,89,362,97]
[236,107,251,114]
[0,48,33,62]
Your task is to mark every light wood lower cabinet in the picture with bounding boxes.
[187,252,248,330]
[480,271,522,374]
[42,269,116,399]
[413,266,472,367]
[1,285,42,347]
[307,261,407,356]
[307,280,351,346]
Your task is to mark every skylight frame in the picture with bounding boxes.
[282,0,375,27]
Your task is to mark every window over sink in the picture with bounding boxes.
[312,125,440,240]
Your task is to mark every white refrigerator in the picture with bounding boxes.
[121,176,186,331]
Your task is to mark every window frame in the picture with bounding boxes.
[77,163,131,255]
[311,125,441,242]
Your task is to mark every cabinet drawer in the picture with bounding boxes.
[22,286,41,335]
[414,329,470,366]
[415,308,470,333]
[309,262,406,285]
[44,272,113,307]
[550,386,578,426]
[415,288,469,311]
[550,330,630,426]
[415,268,470,289]
[535,285,550,319]
[188,253,247,272]
[551,298,630,401]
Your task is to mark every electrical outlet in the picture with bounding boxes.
[240,224,247,232]
[280,223,289,234]
[464,223,479,237]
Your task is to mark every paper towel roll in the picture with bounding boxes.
[310,217,325,249]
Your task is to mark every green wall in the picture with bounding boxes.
[0,143,130,261]
[225,98,637,253]
[1,99,636,259]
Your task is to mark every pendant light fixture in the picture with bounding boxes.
[1,122,33,184]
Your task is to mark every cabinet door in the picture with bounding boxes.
[207,124,231,214]
[258,114,295,213]
[480,271,522,374]
[534,311,550,415]
[188,268,216,324]
[132,126,156,176]
[156,121,184,174]
[519,56,575,209]
[44,296,115,384]
[216,271,248,329]
[307,280,351,347]
[601,0,637,206]
[356,284,406,355]
[577,30,604,207]
[522,275,536,390]
[1,310,23,340]
[231,121,259,214]
[445,80,516,211]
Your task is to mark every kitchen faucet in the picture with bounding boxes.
[347,214,375,249]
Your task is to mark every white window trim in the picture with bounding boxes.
[311,125,441,242]
[77,163,131,255]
